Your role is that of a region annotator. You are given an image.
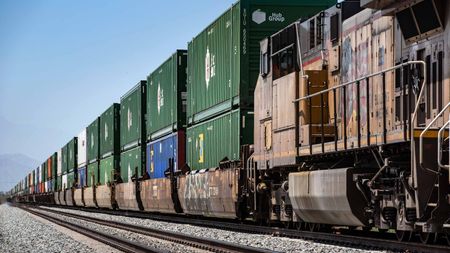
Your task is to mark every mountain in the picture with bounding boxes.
[0,153,39,192]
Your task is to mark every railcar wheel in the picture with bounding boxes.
[395,230,411,242]
[419,232,436,244]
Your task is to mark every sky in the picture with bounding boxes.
[0,0,238,162]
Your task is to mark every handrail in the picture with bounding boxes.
[437,117,450,170]
[292,61,426,103]
[419,102,450,169]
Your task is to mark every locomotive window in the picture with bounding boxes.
[330,13,339,43]
[309,19,315,49]
[272,46,296,80]
[432,61,437,109]
[437,51,443,111]
[412,0,441,34]
[316,16,322,47]
[396,8,419,40]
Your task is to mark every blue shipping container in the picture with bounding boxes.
[77,166,86,188]
[146,131,185,179]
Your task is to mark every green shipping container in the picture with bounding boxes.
[187,109,253,170]
[120,81,147,151]
[52,152,57,180]
[120,146,144,183]
[68,137,78,172]
[62,144,68,174]
[87,161,99,187]
[66,171,75,190]
[147,50,187,140]
[56,175,62,191]
[99,155,119,185]
[187,0,335,123]
[100,103,120,158]
[42,162,46,182]
[87,117,100,163]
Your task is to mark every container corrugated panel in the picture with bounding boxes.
[68,137,78,172]
[77,166,86,188]
[146,130,186,179]
[120,81,146,151]
[120,146,144,183]
[57,148,62,176]
[87,117,100,163]
[147,50,187,140]
[100,104,120,158]
[187,109,253,170]
[187,0,336,123]
[99,155,118,185]
[87,161,99,187]
[77,129,87,167]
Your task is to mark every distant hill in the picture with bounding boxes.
[0,153,39,192]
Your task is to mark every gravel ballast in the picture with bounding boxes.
[34,207,208,253]
[43,206,386,253]
[0,204,95,253]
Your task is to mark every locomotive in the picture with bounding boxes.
[10,0,449,245]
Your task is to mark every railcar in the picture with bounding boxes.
[9,0,449,245]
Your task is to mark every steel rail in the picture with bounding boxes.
[29,205,275,253]
[34,203,450,253]
[19,205,167,253]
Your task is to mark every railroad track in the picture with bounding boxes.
[18,204,275,253]
[33,203,450,253]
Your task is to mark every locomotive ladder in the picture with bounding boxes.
[415,103,450,232]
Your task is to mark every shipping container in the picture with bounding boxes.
[87,161,99,187]
[52,152,57,179]
[62,174,68,190]
[99,155,119,185]
[57,148,62,176]
[47,157,52,180]
[77,166,86,188]
[187,0,336,124]
[68,137,78,172]
[187,109,253,170]
[147,50,187,140]
[100,104,120,158]
[120,81,146,151]
[66,171,75,190]
[146,131,186,179]
[77,129,87,167]
[87,117,100,163]
[42,162,47,182]
[120,146,145,183]
[62,144,68,173]
[56,175,62,191]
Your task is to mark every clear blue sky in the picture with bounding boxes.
[0,0,237,162]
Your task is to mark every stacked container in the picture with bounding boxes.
[120,81,147,182]
[87,117,100,188]
[116,81,146,210]
[186,0,335,170]
[75,129,87,206]
[146,50,187,178]
[99,104,120,186]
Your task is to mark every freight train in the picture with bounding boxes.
[9,0,449,245]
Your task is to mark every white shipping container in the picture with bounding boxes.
[57,149,62,176]
[77,129,87,167]
[45,181,48,192]
[38,165,42,183]
[62,174,68,190]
